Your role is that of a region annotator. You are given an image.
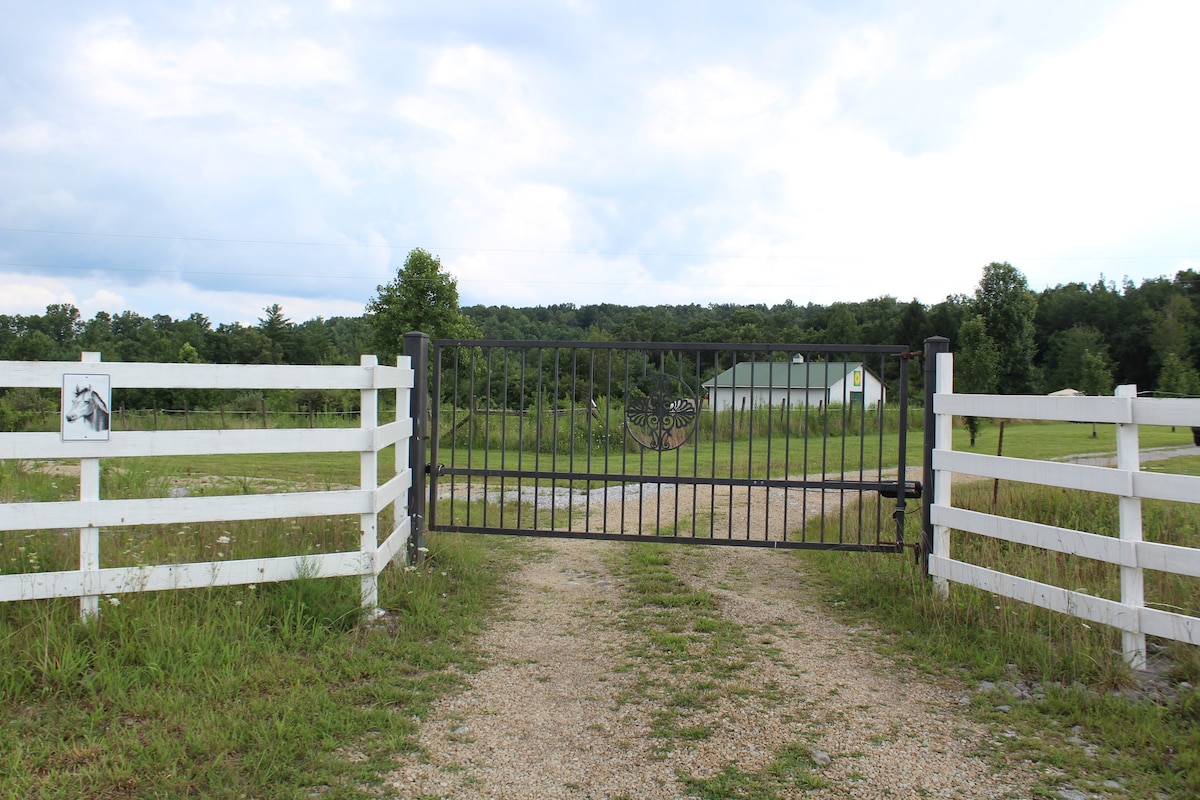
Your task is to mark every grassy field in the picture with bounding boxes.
[0,451,522,799]
[2,416,1199,797]
[802,418,1200,799]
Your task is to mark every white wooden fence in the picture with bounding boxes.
[0,352,415,618]
[930,352,1200,667]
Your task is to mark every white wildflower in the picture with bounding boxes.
[107,596,121,606]
[217,535,231,544]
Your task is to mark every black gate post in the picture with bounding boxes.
[404,332,430,566]
[921,336,950,578]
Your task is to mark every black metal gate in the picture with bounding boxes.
[425,340,918,551]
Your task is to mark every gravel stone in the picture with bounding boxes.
[376,537,1043,799]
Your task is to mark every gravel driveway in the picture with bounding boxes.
[378,531,1041,799]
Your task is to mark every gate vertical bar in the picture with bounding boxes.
[78,351,102,620]
[922,336,949,578]
[893,353,910,546]
[404,332,429,566]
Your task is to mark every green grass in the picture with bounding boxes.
[5,417,1200,796]
[604,543,836,794]
[1,455,387,576]
[437,423,914,480]
[0,459,520,799]
[952,417,1192,460]
[607,545,740,749]
[801,447,1200,798]
[679,744,829,798]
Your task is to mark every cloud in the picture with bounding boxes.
[1,0,1197,328]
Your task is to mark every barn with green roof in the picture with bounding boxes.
[701,357,885,411]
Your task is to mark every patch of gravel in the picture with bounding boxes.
[377,534,1042,799]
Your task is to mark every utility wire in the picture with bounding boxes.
[0,226,819,259]
[0,261,837,289]
[2,227,1193,261]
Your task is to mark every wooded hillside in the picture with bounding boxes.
[4,265,1200,400]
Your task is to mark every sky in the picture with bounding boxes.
[2,0,1199,327]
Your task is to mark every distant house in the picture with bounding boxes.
[701,358,886,411]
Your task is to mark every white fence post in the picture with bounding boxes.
[933,351,954,598]
[359,355,380,613]
[1115,384,1146,668]
[79,351,102,620]
[394,355,410,562]
[2,357,413,611]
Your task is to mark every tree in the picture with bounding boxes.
[973,262,1038,393]
[178,342,203,363]
[955,315,1000,447]
[41,303,83,345]
[1078,350,1114,398]
[927,294,971,343]
[257,303,292,363]
[1157,352,1200,398]
[1079,349,1114,438]
[367,248,479,361]
[823,304,861,344]
[895,299,929,350]
[1045,324,1112,393]
[1148,293,1196,368]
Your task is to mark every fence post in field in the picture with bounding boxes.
[79,351,102,619]
[359,355,380,611]
[1115,383,1147,668]
[922,336,950,582]
[404,332,430,567]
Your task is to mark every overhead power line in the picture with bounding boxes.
[0,261,840,289]
[3,226,1193,262]
[1,226,805,258]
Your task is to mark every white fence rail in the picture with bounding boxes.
[930,352,1200,666]
[0,352,415,618]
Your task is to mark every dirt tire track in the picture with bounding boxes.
[378,531,1039,799]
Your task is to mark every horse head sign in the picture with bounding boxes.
[62,374,112,441]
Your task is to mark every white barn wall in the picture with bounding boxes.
[707,366,886,411]
[829,367,886,406]
[709,387,828,412]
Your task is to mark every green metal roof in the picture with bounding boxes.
[702,361,865,389]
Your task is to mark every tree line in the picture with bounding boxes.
[4,249,1200,407]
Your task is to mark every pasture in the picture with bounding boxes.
[1,417,1198,797]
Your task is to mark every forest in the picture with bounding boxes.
[4,259,1200,418]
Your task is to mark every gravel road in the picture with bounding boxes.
[378,533,1041,799]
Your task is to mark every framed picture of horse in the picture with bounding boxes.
[62,374,112,442]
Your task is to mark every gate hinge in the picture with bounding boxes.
[425,463,444,475]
